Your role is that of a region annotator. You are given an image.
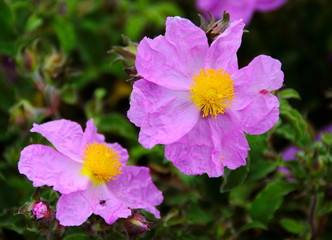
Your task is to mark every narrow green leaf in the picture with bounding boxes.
[239,221,267,233]
[25,14,43,32]
[280,218,308,234]
[279,88,301,100]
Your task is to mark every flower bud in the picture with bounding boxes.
[32,201,49,219]
[43,51,67,79]
[122,211,150,235]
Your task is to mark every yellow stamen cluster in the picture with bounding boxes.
[190,69,235,118]
[82,143,122,185]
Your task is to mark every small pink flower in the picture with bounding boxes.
[19,119,163,226]
[128,17,283,177]
[32,202,48,219]
[196,0,287,23]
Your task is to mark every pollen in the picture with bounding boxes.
[190,69,235,118]
[82,143,122,185]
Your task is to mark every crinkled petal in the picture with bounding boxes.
[128,79,200,149]
[165,113,249,177]
[83,184,131,225]
[256,0,287,11]
[80,119,105,155]
[108,166,163,218]
[205,20,245,74]
[233,55,284,96]
[235,93,280,135]
[19,145,89,194]
[56,192,93,226]
[215,113,250,170]
[31,119,83,161]
[136,17,208,91]
[231,55,283,134]
[165,17,208,74]
[105,143,129,165]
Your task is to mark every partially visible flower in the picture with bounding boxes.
[196,0,287,23]
[128,17,283,177]
[281,145,300,161]
[19,119,163,226]
[32,201,49,219]
[280,124,332,178]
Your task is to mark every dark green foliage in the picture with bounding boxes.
[0,0,332,239]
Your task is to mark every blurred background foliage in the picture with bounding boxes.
[0,0,331,239]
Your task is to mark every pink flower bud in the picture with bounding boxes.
[123,211,150,235]
[32,202,48,219]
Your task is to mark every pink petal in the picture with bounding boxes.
[83,184,131,225]
[108,166,163,218]
[165,113,249,177]
[231,55,283,134]
[235,93,280,135]
[136,17,208,91]
[31,119,83,161]
[256,0,287,11]
[128,79,200,149]
[105,143,129,165]
[165,17,208,75]
[205,20,245,74]
[19,145,89,194]
[80,119,105,155]
[56,192,93,226]
[233,55,284,95]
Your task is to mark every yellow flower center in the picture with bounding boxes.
[82,143,122,185]
[190,69,235,118]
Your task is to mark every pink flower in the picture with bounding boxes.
[19,119,163,226]
[32,201,49,219]
[196,0,287,23]
[128,17,283,177]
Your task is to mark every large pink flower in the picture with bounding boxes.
[19,119,163,226]
[128,17,284,177]
[196,0,287,23]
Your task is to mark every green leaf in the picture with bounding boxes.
[0,0,14,36]
[61,84,78,105]
[239,221,267,233]
[25,14,43,32]
[0,213,25,234]
[279,218,308,234]
[187,201,214,224]
[277,100,310,146]
[220,158,250,193]
[246,134,268,162]
[249,181,297,223]
[63,234,90,240]
[249,161,276,180]
[0,0,15,55]
[229,182,256,208]
[53,17,76,53]
[321,133,332,145]
[97,113,138,141]
[124,15,147,41]
[279,88,301,100]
